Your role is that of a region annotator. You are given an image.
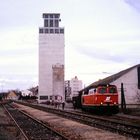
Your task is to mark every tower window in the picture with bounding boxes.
[40,96,48,100]
[43,14,48,18]
[60,29,64,34]
[55,20,59,27]
[39,28,43,33]
[44,20,48,27]
[55,14,59,18]
[50,96,52,100]
[50,29,54,33]
[50,20,53,27]
[55,29,59,33]
[50,14,53,18]
[45,29,48,33]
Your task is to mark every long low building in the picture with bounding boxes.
[80,64,140,105]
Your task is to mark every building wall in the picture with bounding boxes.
[70,77,82,97]
[52,64,64,98]
[7,92,18,100]
[65,76,82,101]
[111,68,140,104]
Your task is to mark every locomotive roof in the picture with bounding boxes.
[79,64,140,93]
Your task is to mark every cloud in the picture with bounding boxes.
[0,30,38,91]
[124,0,140,13]
[73,35,140,64]
[0,74,38,91]
[0,0,140,89]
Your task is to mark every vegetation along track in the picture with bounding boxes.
[3,103,68,140]
[15,101,140,139]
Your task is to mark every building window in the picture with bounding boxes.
[55,96,57,100]
[43,14,48,18]
[50,29,54,33]
[50,96,52,100]
[45,29,48,33]
[50,14,53,18]
[55,20,59,27]
[60,29,64,34]
[44,20,48,27]
[55,29,59,34]
[55,14,59,18]
[40,96,48,100]
[39,28,43,33]
[50,20,53,27]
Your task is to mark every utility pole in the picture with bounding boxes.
[121,83,126,112]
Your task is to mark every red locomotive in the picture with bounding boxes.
[73,84,119,113]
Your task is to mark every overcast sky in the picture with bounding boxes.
[0,0,140,91]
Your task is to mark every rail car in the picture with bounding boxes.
[73,85,119,113]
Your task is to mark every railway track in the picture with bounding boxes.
[14,101,140,139]
[73,109,140,125]
[3,104,68,140]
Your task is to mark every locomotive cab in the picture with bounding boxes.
[82,85,119,113]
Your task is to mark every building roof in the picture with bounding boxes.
[42,13,60,18]
[80,64,140,93]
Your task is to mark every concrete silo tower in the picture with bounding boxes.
[39,13,65,103]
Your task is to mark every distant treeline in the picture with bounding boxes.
[19,95,38,100]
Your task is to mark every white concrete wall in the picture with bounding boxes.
[70,77,83,98]
[39,34,64,102]
[52,64,64,99]
[111,68,140,104]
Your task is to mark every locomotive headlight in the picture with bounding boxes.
[101,102,103,105]
[114,102,116,104]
